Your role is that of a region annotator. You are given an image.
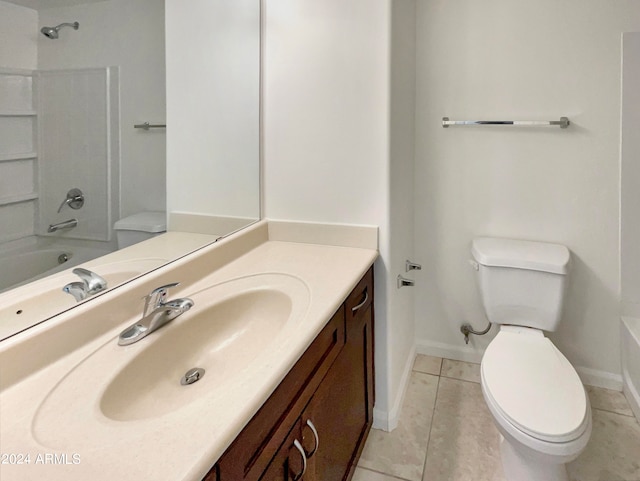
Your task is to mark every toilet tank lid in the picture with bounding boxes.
[114,212,166,233]
[472,237,570,275]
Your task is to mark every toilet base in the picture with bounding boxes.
[500,434,568,481]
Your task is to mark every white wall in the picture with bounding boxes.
[38,0,165,219]
[386,0,417,426]
[414,0,640,386]
[0,1,37,70]
[165,0,260,222]
[263,0,416,427]
[621,32,640,317]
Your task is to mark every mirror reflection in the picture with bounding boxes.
[0,0,260,339]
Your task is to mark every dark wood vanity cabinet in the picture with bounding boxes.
[208,267,374,481]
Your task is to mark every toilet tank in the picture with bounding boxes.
[471,237,570,331]
[114,211,166,249]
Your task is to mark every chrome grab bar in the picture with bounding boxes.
[48,218,78,233]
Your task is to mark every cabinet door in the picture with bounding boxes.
[260,420,307,481]
[215,310,345,480]
[301,269,375,481]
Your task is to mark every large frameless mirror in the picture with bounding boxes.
[0,0,261,339]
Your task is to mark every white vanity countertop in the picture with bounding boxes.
[0,222,377,481]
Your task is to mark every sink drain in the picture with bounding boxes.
[181,368,205,385]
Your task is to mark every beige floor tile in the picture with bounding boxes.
[568,409,640,481]
[440,359,481,383]
[352,467,406,481]
[359,372,439,481]
[413,354,442,376]
[585,385,635,417]
[423,377,505,481]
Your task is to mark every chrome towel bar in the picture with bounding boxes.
[442,117,570,129]
[134,122,166,130]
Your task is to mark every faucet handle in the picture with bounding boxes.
[57,188,85,213]
[143,282,180,316]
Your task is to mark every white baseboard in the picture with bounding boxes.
[415,338,623,392]
[575,366,623,391]
[372,344,416,432]
[622,368,640,421]
[415,338,484,364]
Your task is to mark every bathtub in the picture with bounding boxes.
[621,317,640,420]
[0,241,169,340]
[0,237,112,293]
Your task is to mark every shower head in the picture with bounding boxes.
[40,22,79,40]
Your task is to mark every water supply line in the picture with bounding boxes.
[460,322,492,344]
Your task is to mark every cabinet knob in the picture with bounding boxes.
[290,439,307,481]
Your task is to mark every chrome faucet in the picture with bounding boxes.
[118,283,194,346]
[62,268,108,302]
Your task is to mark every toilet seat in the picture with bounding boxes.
[481,326,589,443]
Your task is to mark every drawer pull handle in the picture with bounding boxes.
[304,419,320,457]
[351,287,369,313]
[291,439,307,481]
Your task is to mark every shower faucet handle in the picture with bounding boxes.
[57,188,85,213]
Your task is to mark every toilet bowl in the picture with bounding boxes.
[472,237,591,481]
[481,326,591,481]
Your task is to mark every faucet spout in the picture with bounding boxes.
[144,298,194,332]
[48,218,78,233]
[118,283,193,346]
[72,268,107,295]
[62,268,108,302]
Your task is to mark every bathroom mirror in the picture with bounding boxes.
[0,0,260,339]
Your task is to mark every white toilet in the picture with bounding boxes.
[472,237,591,481]
[113,211,166,249]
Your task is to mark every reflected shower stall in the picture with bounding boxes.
[0,65,120,292]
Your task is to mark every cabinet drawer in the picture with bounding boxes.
[215,308,345,481]
[345,267,373,327]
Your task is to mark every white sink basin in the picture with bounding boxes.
[102,289,296,421]
[31,273,310,448]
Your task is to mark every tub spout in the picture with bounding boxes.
[48,219,78,233]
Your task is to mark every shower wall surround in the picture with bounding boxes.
[0,1,38,244]
[36,67,119,243]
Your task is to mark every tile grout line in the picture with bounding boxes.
[592,406,639,419]
[419,368,442,481]
[440,374,480,384]
[356,466,414,481]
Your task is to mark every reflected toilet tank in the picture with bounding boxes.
[114,212,167,249]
